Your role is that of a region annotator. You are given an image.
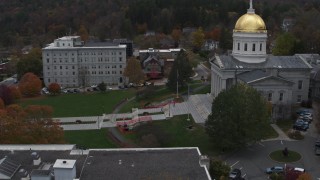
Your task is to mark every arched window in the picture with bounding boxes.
[237,43,240,50]
[244,43,247,51]
[260,43,262,51]
[252,44,256,51]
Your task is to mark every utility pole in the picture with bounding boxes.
[187,84,190,121]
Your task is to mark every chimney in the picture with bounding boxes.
[31,152,41,166]
[53,159,76,180]
[199,155,210,169]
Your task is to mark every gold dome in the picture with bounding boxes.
[234,13,267,33]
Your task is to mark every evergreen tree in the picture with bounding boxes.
[205,84,270,151]
[167,50,192,91]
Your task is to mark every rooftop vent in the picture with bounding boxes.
[199,155,210,169]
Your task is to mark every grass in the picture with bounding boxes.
[269,150,301,163]
[122,115,217,156]
[276,119,295,134]
[20,90,136,117]
[64,129,118,148]
[261,124,279,140]
[194,85,211,94]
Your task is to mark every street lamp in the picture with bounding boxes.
[187,83,190,121]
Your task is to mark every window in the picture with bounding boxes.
[48,78,51,83]
[244,43,247,51]
[237,43,240,50]
[268,93,272,101]
[252,44,255,51]
[60,66,62,69]
[47,59,50,63]
[297,95,302,102]
[279,92,283,101]
[119,65,122,68]
[119,57,122,62]
[279,106,283,114]
[260,43,262,51]
[298,80,303,89]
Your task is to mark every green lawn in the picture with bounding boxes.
[269,150,301,163]
[64,129,117,149]
[123,115,217,156]
[261,124,279,140]
[20,90,136,117]
[276,119,295,134]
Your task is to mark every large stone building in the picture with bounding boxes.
[42,36,126,88]
[210,0,312,120]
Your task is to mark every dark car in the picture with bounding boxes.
[266,166,284,174]
[293,119,308,131]
[229,169,241,179]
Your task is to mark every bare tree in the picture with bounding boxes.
[78,66,90,88]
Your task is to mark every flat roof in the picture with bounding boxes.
[53,159,76,169]
[80,148,210,180]
[0,145,75,151]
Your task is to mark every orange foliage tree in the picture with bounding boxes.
[18,72,42,97]
[171,28,182,42]
[0,104,64,144]
[8,86,22,101]
[48,83,61,95]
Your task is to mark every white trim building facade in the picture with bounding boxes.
[42,36,126,88]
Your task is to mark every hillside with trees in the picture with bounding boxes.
[0,0,319,54]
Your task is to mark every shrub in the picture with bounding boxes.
[288,130,304,140]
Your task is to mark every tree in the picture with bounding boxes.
[18,72,42,97]
[98,82,106,92]
[167,50,193,91]
[78,25,89,42]
[0,104,64,144]
[191,27,205,52]
[207,27,221,41]
[8,86,22,102]
[78,66,90,88]
[17,48,42,79]
[0,98,4,109]
[171,28,182,45]
[297,173,312,180]
[209,159,230,180]
[48,83,61,95]
[205,84,270,151]
[272,33,296,55]
[269,173,285,180]
[219,27,232,51]
[0,85,13,105]
[123,57,146,85]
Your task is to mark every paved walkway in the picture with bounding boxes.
[261,124,292,141]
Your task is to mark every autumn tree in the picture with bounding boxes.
[48,83,61,95]
[191,27,205,52]
[19,72,42,97]
[0,98,4,109]
[0,85,13,105]
[123,57,146,85]
[272,33,301,55]
[207,27,221,41]
[167,50,193,91]
[0,104,64,144]
[297,173,312,180]
[206,84,270,151]
[17,48,42,79]
[8,86,22,101]
[78,25,89,42]
[171,28,182,47]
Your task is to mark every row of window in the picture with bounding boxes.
[237,42,263,52]
[47,57,123,63]
[47,70,123,76]
[47,51,122,57]
[267,92,303,103]
[48,65,123,70]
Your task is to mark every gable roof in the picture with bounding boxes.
[214,54,312,70]
[237,69,294,85]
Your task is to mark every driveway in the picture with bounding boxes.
[223,123,320,179]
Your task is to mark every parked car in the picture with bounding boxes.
[145,81,152,86]
[299,115,312,123]
[229,169,241,179]
[293,119,309,131]
[296,109,311,116]
[73,89,80,93]
[266,166,284,174]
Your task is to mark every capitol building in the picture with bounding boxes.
[210,0,312,120]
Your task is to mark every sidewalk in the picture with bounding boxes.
[262,124,293,142]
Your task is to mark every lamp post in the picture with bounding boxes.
[187,83,190,121]
[176,69,179,98]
